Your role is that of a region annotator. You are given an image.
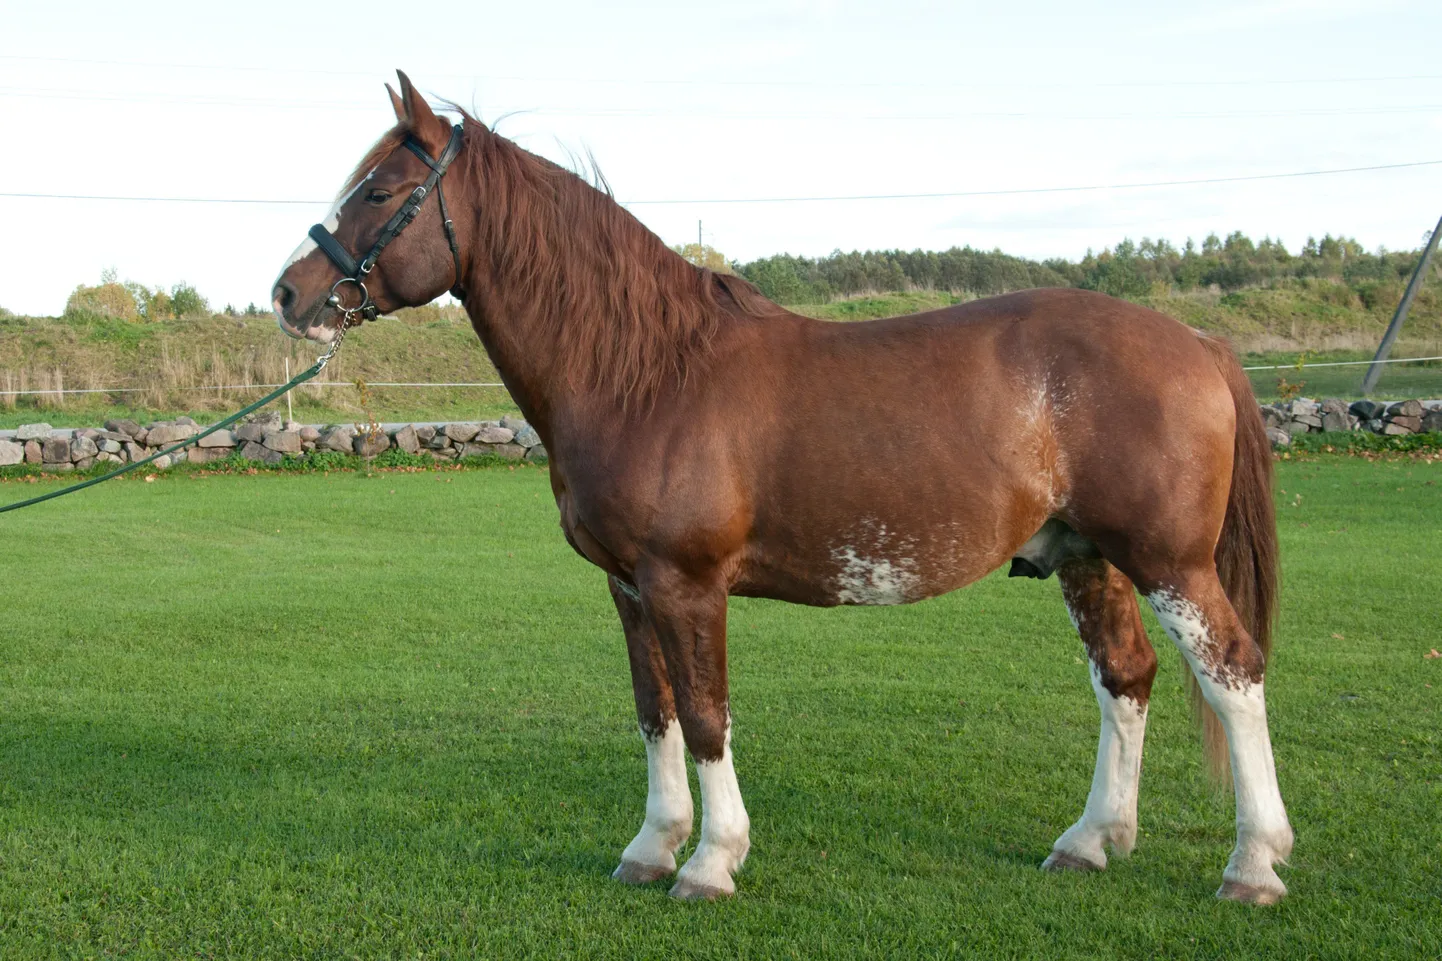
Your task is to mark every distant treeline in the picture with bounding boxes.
[733,232,1429,305]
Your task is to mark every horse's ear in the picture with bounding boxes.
[395,70,445,149]
[385,82,406,124]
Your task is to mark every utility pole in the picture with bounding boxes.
[1361,212,1442,395]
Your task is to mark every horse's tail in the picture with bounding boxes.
[1196,335,1280,784]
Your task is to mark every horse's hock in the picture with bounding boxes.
[0,411,547,470]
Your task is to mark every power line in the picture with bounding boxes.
[5,158,1436,209]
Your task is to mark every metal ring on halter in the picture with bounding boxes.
[326,276,371,323]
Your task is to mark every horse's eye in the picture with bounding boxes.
[365,189,392,205]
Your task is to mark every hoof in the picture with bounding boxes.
[668,878,734,901]
[1042,850,1104,873]
[1217,879,1285,906]
[612,860,673,885]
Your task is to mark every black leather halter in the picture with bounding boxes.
[308,123,466,323]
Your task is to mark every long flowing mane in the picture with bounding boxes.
[451,113,781,406]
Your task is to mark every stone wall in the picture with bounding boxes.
[1262,398,1442,448]
[0,411,547,471]
[2,398,1440,470]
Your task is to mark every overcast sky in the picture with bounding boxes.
[2,0,1439,316]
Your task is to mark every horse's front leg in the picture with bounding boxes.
[635,563,750,900]
[609,575,694,885]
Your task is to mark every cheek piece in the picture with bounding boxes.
[306,122,466,324]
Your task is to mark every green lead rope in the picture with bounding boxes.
[0,348,336,516]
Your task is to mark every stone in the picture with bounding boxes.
[1383,422,1413,435]
[15,423,53,441]
[353,431,390,458]
[458,442,490,458]
[146,423,198,446]
[77,428,100,441]
[302,441,316,452]
[1349,400,1385,421]
[476,424,515,444]
[1422,410,1442,433]
[1319,397,1349,416]
[444,422,480,443]
[299,426,321,443]
[1366,418,1386,433]
[499,415,527,431]
[151,455,172,471]
[42,436,71,463]
[525,444,549,462]
[47,463,74,473]
[239,441,269,461]
[132,428,149,445]
[430,447,459,460]
[424,432,452,450]
[414,425,436,443]
[1264,427,1291,449]
[175,415,198,427]
[99,439,123,454]
[284,420,302,433]
[251,411,284,431]
[512,425,541,448]
[0,439,23,466]
[392,424,420,453]
[1321,411,1350,433]
[235,422,266,443]
[124,442,144,463]
[1387,399,1424,419]
[320,426,356,453]
[186,448,213,465]
[96,452,123,465]
[490,443,526,461]
[198,429,236,448]
[23,440,42,464]
[105,418,142,438]
[95,430,128,443]
[263,430,302,453]
[1284,421,1313,436]
[1386,415,1421,433]
[1288,399,1319,417]
[74,457,96,470]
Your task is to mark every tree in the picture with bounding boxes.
[671,243,733,273]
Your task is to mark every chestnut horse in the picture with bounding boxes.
[273,73,1292,904]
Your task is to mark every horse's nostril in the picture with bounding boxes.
[273,283,295,312]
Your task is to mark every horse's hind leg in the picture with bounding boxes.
[1144,572,1292,904]
[608,575,694,885]
[1045,558,1158,872]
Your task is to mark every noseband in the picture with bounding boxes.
[308,122,466,325]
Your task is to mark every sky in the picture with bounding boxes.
[1,0,1440,316]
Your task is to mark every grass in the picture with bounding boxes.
[0,458,1437,958]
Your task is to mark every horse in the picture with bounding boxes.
[272,71,1292,905]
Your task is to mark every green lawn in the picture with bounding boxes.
[0,460,1437,959]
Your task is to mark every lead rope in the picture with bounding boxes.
[0,330,349,516]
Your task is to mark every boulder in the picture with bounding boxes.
[198,429,236,448]
[186,448,214,465]
[42,436,71,463]
[0,439,23,466]
[1386,415,1421,433]
[458,442,492,458]
[512,425,541,448]
[499,415,527,431]
[1288,399,1319,417]
[1422,410,1442,433]
[1383,421,1414,435]
[124,442,145,463]
[132,428,149,445]
[95,430,128,443]
[15,423,53,441]
[74,457,96,470]
[1284,421,1313,436]
[99,439,123,455]
[320,426,356,453]
[1259,406,1285,429]
[414,425,437,443]
[239,441,270,462]
[151,455,172,471]
[262,430,302,453]
[105,418,142,438]
[96,452,123,465]
[476,424,515,444]
[430,447,459,461]
[147,423,198,446]
[392,424,420,453]
[525,444,549,462]
[251,411,284,432]
[424,432,452,450]
[76,428,100,441]
[353,431,390,458]
[1319,397,1349,416]
[1349,399,1386,421]
[1366,418,1386,433]
[234,422,267,443]
[302,441,316,452]
[444,422,480,443]
[299,426,321,443]
[490,443,526,461]
[1321,411,1350,433]
[284,420,303,433]
[1387,399,1424,419]
[175,415,198,427]
[23,440,42,464]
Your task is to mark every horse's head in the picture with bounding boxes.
[273,71,466,342]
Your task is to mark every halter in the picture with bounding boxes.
[308,122,466,325]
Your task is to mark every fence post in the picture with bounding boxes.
[1361,212,1442,395]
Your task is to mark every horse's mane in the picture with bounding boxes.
[351,112,779,407]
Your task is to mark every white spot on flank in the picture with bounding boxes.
[832,546,920,605]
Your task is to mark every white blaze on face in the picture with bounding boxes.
[1049,661,1148,868]
[674,721,750,895]
[1144,588,1293,897]
[273,167,378,334]
[619,719,693,871]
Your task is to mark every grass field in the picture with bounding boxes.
[0,459,1438,959]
